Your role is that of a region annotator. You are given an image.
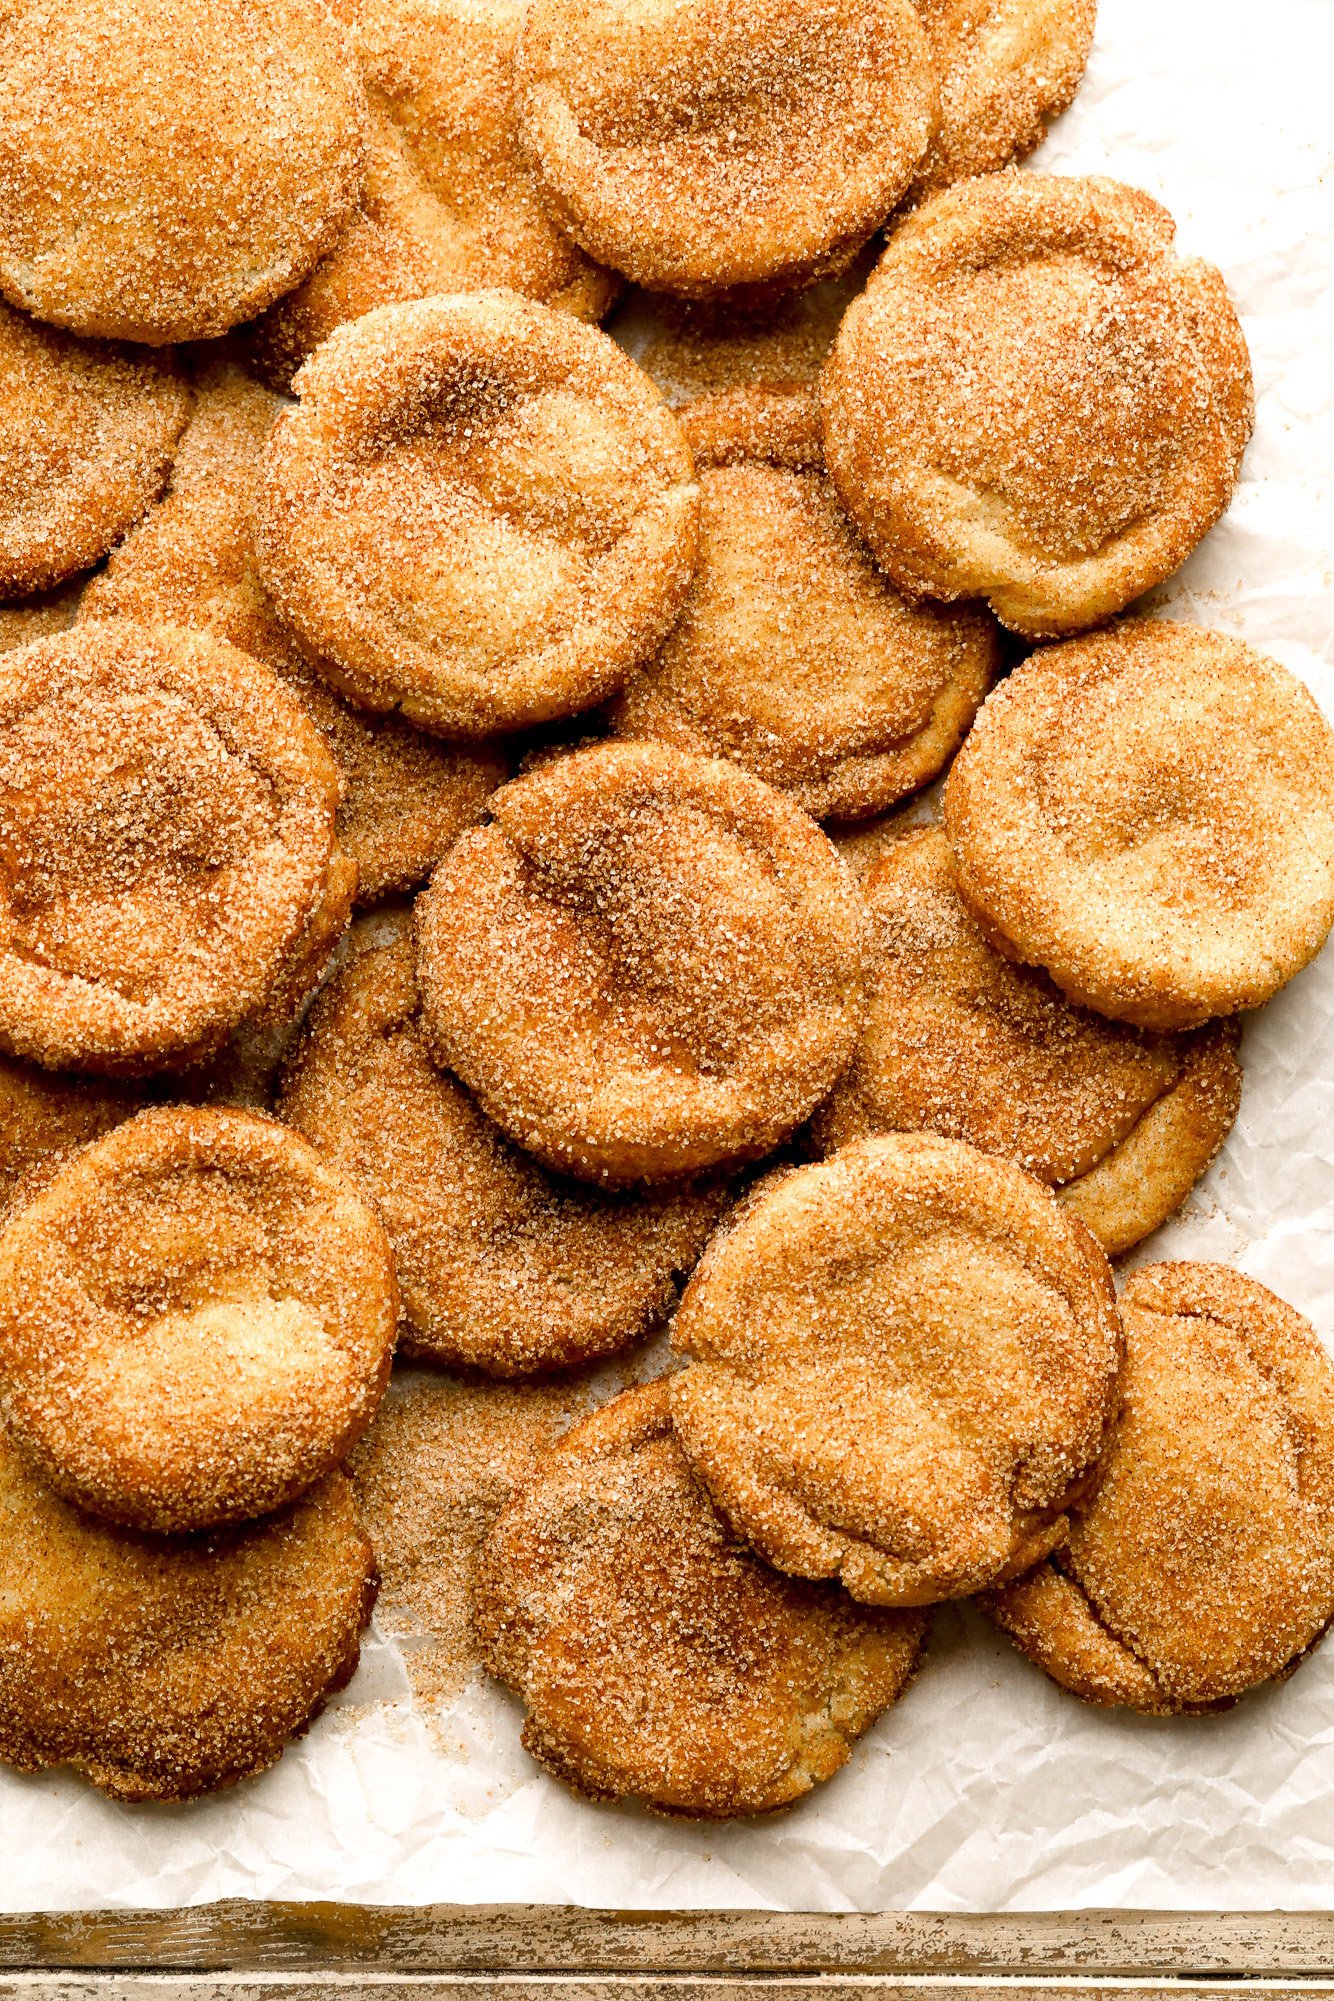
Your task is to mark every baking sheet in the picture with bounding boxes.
[5,0,1334,1914]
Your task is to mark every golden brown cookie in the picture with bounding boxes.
[982,1263,1334,1712]
[821,174,1252,636]
[0,300,190,599]
[810,829,1242,1255]
[514,0,936,298]
[606,386,997,820]
[0,1056,149,1219]
[0,582,81,655]
[280,926,726,1373]
[0,1440,375,1800]
[671,1132,1123,1605]
[944,621,1334,1029]
[910,0,1097,199]
[256,293,699,738]
[246,0,617,390]
[83,366,505,903]
[0,1106,398,1533]
[0,0,368,344]
[474,1379,928,1817]
[611,253,877,410]
[415,741,869,1184]
[0,620,341,1073]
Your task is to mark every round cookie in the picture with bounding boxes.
[0,300,190,599]
[944,621,1334,1029]
[821,174,1252,637]
[83,366,506,903]
[613,255,874,411]
[246,0,617,391]
[982,1263,1334,1712]
[0,1106,398,1533]
[414,740,869,1184]
[280,926,726,1373]
[670,1132,1123,1605]
[474,1379,928,1817]
[811,828,1242,1256]
[257,293,699,738]
[513,0,936,298]
[0,1439,375,1800]
[606,386,997,820]
[0,1056,148,1219]
[910,0,1097,200]
[0,0,368,344]
[0,619,341,1073]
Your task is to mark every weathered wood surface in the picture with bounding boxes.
[3,1907,1334,1977]
[9,1983,1334,2001]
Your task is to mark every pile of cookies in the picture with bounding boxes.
[0,0,1331,1823]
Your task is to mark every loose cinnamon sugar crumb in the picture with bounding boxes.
[348,1370,606,1712]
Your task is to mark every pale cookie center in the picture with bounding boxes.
[86,1295,345,1483]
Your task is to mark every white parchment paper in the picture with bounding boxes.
[6,0,1334,1914]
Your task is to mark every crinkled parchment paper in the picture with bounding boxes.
[5,0,1334,1914]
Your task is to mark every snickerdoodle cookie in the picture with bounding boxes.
[811,829,1242,1254]
[257,293,698,737]
[983,1264,1334,1712]
[513,0,936,297]
[0,620,341,1073]
[0,0,369,344]
[0,300,190,599]
[944,621,1334,1029]
[0,1440,376,1800]
[474,1379,928,1817]
[910,0,1097,199]
[415,741,869,1183]
[606,386,996,819]
[0,1106,398,1533]
[671,1132,1123,1604]
[246,0,616,390]
[821,174,1252,636]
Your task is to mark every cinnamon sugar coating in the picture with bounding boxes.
[414,741,869,1184]
[514,0,936,298]
[280,926,726,1373]
[0,1057,149,1219]
[254,839,359,1028]
[606,386,997,820]
[983,1264,1334,1712]
[0,620,341,1074]
[910,0,1097,200]
[0,1106,398,1533]
[0,301,190,600]
[821,174,1253,637]
[474,1379,928,1817]
[0,0,368,346]
[246,0,617,392]
[257,294,699,738]
[0,1442,375,1800]
[616,259,872,411]
[670,1132,1123,1606]
[0,582,81,655]
[944,621,1334,1029]
[83,367,505,904]
[349,1371,589,1712]
[811,829,1242,1255]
